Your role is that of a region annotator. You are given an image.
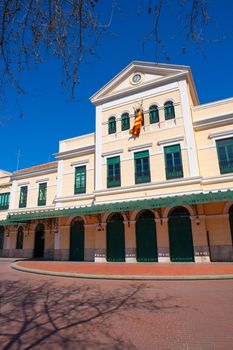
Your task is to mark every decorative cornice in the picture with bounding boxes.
[12,165,57,180]
[54,194,94,203]
[208,129,233,139]
[71,159,89,166]
[193,113,233,131]
[157,136,184,146]
[128,143,153,152]
[54,145,95,160]
[102,149,124,157]
[192,96,233,111]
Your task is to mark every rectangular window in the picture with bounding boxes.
[74,166,86,194]
[38,183,47,206]
[0,192,10,210]
[19,186,28,208]
[164,144,183,180]
[134,150,151,184]
[216,137,233,174]
[107,156,121,188]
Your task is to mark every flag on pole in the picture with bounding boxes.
[129,109,143,136]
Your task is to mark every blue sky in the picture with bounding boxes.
[1,0,233,172]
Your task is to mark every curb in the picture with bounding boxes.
[11,262,233,281]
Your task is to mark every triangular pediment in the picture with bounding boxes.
[90,61,192,105]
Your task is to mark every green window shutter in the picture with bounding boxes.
[0,226,4,249]
[107,156,121,188]
[16,228,24,249]
[19,186,28,208]
[0,193,10,210]
[74,166,86,194]
[216,138,233,174]
[108,117,116,134]
[164,101,175,120]
[38,183,47,206]
[121,113,130,131]
[164,144,183,180]
[149,105,159,124]
[134,150,151,184]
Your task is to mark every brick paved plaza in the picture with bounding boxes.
[0,262,233,350]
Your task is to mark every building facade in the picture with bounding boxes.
[0,61,233,263]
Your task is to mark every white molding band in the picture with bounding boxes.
[36,178,49,183]
[179,79,199,177]
[71,159,89,167]
[95,105,103,191]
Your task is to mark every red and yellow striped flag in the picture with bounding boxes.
[129,110,143,136]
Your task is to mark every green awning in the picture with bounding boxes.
[0,219,21,226]
[7,189,233,223]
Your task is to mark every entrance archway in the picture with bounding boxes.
[229,205,233,245]
[34,224,45,258]
[107,213,125,262]
[168,207,194,262]
[136,210,157,262]
[70,218,85,261]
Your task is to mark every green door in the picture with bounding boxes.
[0,226,4,250]
[34,226,45,258]
[107,215,125,262]
[136,214,157,262]
[169,209,194,262]
[70,221,84,261]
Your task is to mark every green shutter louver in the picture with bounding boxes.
[0,193,10,210]
[38,183,47,206]
[134,150,151,184]
[149,105,159,124]
[74,166,86,194]
[164,101,175,120]
[107,156,121,188]
[108,117,116,134]
[121,113,130,131]
[216,137,233,174]
[164,144,183,180]
[19,186,27,208]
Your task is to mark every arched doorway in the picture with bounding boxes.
[34,224,45,258]
[168,207,194,262]
[229,205,233,245]
[107,213,125,262]
[16,226,24,250]
[70,218,84,261]
[136,210,157,262]
[0,226,4,250]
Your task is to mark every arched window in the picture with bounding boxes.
[149,105,159,124]
[164,101,175,120]
[121,113,130,131]
[0,226,4,250]
[108,116,116,134]
[16,226,24,250]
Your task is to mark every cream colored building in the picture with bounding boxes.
[0,61,233,263]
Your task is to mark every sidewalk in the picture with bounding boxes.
[11,260,233,280]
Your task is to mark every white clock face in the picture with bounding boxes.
[132,74,141,83]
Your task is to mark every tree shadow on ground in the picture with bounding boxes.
[0,280,181,350]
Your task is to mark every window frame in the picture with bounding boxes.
[0,192,10,211]
[216,137,233,174]
[74,165,86,194]
[37,182,47,206]
[121,113,130,131]
[164,144,183,180]
[107,156,121,188]
[164,101,175,120]
[108,116,116,134]
[149,105,159,124]
[19,186,28,208]
[134,150,151,184]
